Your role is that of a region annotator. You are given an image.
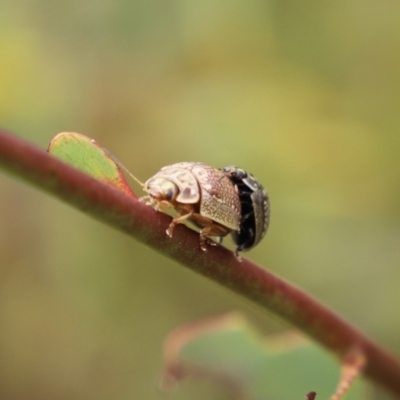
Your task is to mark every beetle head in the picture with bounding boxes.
[145,177,179,202]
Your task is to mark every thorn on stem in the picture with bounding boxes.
[305,391,317,400]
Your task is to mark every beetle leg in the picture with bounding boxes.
[205,236,222,248]
[166,212,194,237]
[234,249,243,262]
[140,195,153,205]
[199,225,216,251]
[157,200,175,211]
[141,196,174,212]
[141,195,169,209]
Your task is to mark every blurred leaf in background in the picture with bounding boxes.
[161,312,366,400]
[0,1,399,399]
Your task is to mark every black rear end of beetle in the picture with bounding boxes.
[222,166,270,255]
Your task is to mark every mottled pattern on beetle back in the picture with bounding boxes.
[190,164,241,231]
[150,164,200,203]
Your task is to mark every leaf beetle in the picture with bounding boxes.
[141,162,242,251]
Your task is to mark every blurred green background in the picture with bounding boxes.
[1,1,400,399]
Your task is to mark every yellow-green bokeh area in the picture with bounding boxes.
[0,2,399,400]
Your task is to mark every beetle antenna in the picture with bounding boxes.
[102,147,145,187]
[116,159,146,187]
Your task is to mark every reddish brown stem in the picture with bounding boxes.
[0,129,400,396]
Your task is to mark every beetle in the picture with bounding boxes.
[142,162,242,251]
[222,166,270,255]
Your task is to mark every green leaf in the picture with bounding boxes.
[161,313,366,400]
[47,132,137,198]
